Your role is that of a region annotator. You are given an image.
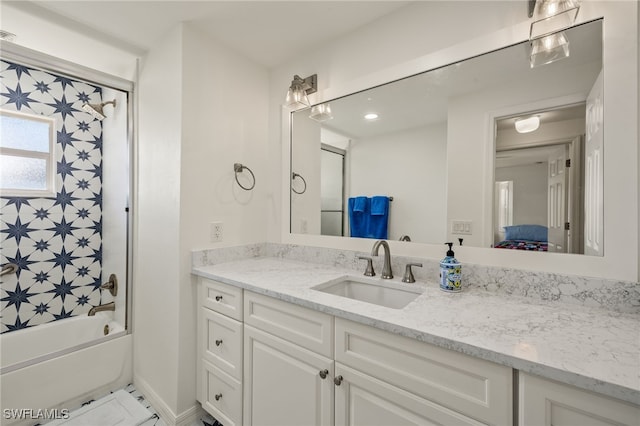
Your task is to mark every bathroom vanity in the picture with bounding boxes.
[193,254,639,426]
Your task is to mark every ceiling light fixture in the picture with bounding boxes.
[515,116,540,133]
[285,74,317,110]
[309,103,333,122]
[364,113,379,120]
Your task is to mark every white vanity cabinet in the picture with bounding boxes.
[243,292,335,425]
[241,292,512,426]
[519,372,640,426]
[197,278,244,426]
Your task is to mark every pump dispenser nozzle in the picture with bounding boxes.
[445,242,455,257]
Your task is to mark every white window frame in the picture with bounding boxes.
[0,109,57,197]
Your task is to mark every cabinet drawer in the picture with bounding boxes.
[519,372,640,426]
[201,308,242,380]
[335,318,512,425]
[201,360,242,426]
[201,278,243,321]
[244,291,333,358]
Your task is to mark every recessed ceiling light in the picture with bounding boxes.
[364,113,379,120]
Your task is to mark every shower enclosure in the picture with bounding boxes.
[0,42,134,418]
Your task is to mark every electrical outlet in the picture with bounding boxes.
[210,222,223,242]
[452,220,472,235]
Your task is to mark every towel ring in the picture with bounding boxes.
[291,172,307,194]
[234,163,255,191]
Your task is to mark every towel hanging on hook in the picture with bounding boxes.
[291,172,307,194]
[234,163,255,191]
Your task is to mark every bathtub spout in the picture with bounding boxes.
[88,302,115,316]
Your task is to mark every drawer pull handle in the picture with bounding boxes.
[215,339,223,347]
[334,375,343,386]
[214,393,222,401]
[319,369,329,379]
[215,295,223,302]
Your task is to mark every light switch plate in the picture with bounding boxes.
[452,220,472,235]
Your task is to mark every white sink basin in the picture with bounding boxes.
[312,276,424,309]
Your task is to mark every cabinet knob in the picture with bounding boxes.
[215,339,223,347]
[319,369,329,379]
[214,393,222,401]
[333,375,343,386]
[215,295,223,302]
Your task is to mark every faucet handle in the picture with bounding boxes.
[357,256,376,277]
[402,262,422,283]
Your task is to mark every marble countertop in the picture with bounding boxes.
[192,257,640,405]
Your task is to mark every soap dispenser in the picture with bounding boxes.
[440,242,462,292]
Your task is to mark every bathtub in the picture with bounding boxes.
[1,313,132,426]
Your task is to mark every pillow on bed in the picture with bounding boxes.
[503,224,548,242]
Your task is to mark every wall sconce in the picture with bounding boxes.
[515,116,540,133]
[309,103,333,122]
[285,74,317,109]
[530,31,569,68]
[530,0,580,39]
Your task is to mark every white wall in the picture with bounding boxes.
[349,123,447,243]
[135,24,183,418]
[136,22,270,421]
[0,2,138,81]
[274,1,639,282]
[495,163,548,227]
[179,23,269,413]
[290,113,322,234]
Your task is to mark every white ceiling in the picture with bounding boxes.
[11,1,410,68]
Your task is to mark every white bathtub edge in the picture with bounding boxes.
[0,334,132,426]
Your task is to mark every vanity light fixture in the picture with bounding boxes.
[528,0,577,68]
[364,113,379,120]
[309,103,333,122]
[515,116,540,133]
[530,0,580,39]
[530,31,570,68]
[285,74,317,110]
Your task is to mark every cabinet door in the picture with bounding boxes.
[335,363,485,426]
[244,325,334,426]
[519,372,640,426]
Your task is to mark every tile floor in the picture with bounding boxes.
[72,384,222,426]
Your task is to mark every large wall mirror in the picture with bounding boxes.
[290,19,603,256]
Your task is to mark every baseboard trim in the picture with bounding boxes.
[133,374,202,426]
[175,404,204,426]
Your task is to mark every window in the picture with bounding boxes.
[0,109,56,197]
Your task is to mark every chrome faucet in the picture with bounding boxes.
[371,240,393,279]
[88,302,115,316]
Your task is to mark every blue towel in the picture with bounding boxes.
[370,196,389,215]
[368,196,389,238]
[348,196,389,239]
[348,197,370,238]
[353,196,367,212]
